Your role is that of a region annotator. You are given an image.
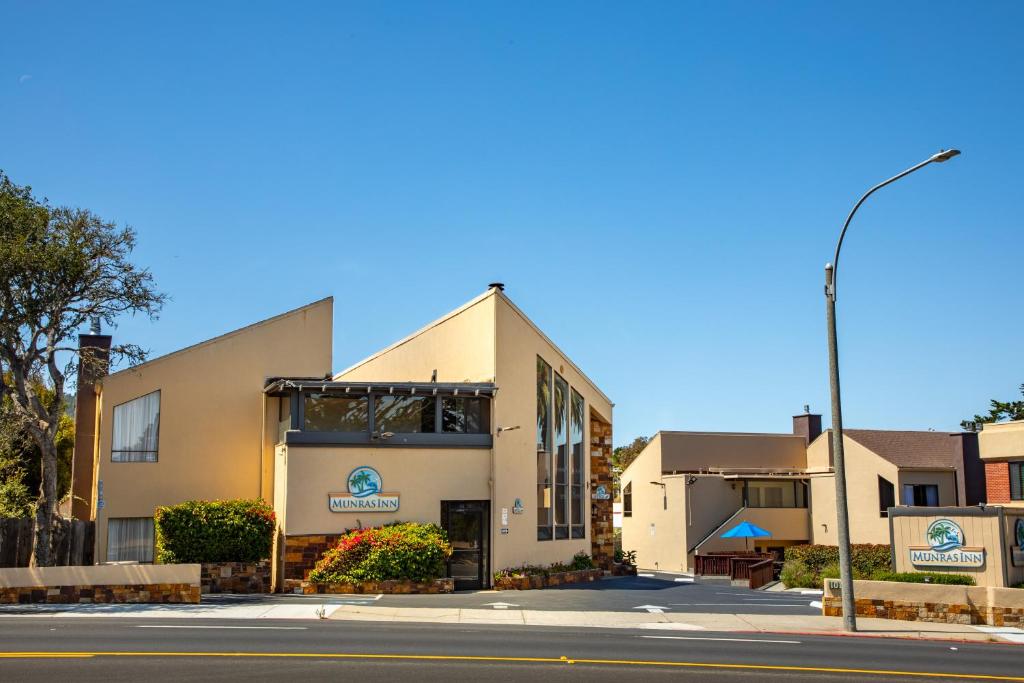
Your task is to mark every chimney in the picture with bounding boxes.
[70,333,112,521]
[792,406,822,446]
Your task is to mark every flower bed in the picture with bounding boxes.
[306,522,452,587]
[494,568,603,590]
[301,577,454,594]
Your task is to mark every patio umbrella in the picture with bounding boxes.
[720,520,772,551]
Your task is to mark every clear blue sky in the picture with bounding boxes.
[3,2,1021,445]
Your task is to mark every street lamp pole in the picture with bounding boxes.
[825,149,960,632]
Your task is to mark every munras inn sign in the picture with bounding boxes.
[908,519,984,569]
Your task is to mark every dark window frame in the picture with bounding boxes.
[623,481,632,518]
[1010,462,1024,501]
[878,475,895,517]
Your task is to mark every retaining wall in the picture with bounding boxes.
[822,579,1024,626]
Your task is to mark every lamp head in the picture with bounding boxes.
[931,149,961,163]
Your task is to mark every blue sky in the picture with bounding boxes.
[3,2,1021,444]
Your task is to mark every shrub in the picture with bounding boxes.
[308,522,452,584]
[155,499,275,563]
[614,549,637,567]
[779,560,817,589]
[570,552,595,570]
[870,571,974,586]
[784,544,891,583]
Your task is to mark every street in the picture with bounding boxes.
[0,616,1021,681]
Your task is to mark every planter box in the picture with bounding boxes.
[494,568,603,591]
[0,564,200,604]
[302,577,454,595]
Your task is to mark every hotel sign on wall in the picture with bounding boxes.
[328,466,400,513]
[909,519,984,569]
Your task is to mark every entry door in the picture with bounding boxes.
[441,501,489,590]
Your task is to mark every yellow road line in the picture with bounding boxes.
[0,651,1020,680]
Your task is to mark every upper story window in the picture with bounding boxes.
[623,481,632,517]
[744,480,808,508]
[304,394,369,432]
[901,483,939,507]
[111,391,160,462]
[1010,462,1024,501]
[442,397,490,434]
[878,475,896,517]
[375,395,435,433]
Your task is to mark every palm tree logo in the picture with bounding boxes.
[348,467,381,498]
[926,519,964,552]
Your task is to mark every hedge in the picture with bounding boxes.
[781,544,892,589]
[155,499,276,563]
[307,522,452,584]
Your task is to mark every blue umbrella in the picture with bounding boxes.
[720,521,772,550]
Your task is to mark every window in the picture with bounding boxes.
[1012,462,1024,501]
[745,480,808,508]
[570,389,585,539]
[111,391,160,462]
[536,357,552,540]
[901,483,939,507]
[107,517,154,563]
[623,482,632,517]
[375,395,436,433]
[878,476,895,517]
[442,397,490,434]
[553,373,569,539]
[304,394,368,432]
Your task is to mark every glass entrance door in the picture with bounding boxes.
[441,501,489,590]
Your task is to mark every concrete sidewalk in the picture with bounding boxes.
[327,604,1024,644]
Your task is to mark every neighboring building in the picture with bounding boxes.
[78,286,614,591]
[808,428,981,546]
[978,420,1024,506]
[620,411,986,571]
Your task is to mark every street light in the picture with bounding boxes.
[824,149,960,632]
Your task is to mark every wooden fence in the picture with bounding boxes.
[0,518,95,568]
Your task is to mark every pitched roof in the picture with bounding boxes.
[844,429,961,469]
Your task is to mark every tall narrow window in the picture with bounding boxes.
[623,482,632,517]
[1011,462,1024,501]
[570,389,585,539]
[111,391,160,462]
[536,357,552,540]
[107,517,154,562]
[878,476,895,517]
[553,373,569,539]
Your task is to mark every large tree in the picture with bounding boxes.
[962,384,1024,430]
[0,171,165,566]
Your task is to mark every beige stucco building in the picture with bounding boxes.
[78,286,614,590]
[978,420,1024,507]
[621,413,986,572]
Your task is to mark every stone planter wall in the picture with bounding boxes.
[200,561,271,594]
[302,577,454,595]
[822,579,1024,627]
[494,568,603,590]
[0,564,200,604]
[609,563,637,576]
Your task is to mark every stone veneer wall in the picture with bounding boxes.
[823,595,1024,627]
[281,534,344,591]
[201,561,272,594]
[590,416,614,569]
[0,583,199,604]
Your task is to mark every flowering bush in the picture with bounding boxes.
[155,499,276,563]
[307,522,452,584]
[494,553,597,582]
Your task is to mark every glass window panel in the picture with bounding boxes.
[375,395,436,433]
[304,394,369,432]
[111,391,160,462]
[107,517,154,563]
[878,476,895,517]
[1012,463,1024,500]
[554,374,569,530]
[623,482,632,517]
[442,397,490,434]
[570,390,585,527]
[536,357,552,540]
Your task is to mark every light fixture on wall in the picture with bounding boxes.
[496,425,521,436]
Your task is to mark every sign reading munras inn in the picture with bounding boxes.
[328,466,400,512]
[908,519,984,569]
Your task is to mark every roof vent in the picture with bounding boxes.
[488,282,505,292]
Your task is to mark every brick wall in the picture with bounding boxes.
[590,416,614,569]
[985,461,1010,503]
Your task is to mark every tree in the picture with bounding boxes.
[961,384,1024,430]
[0,171,165,566]
[0,379,75,517]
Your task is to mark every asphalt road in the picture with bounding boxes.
[0,617,1020,682]
[260,572,824,614]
